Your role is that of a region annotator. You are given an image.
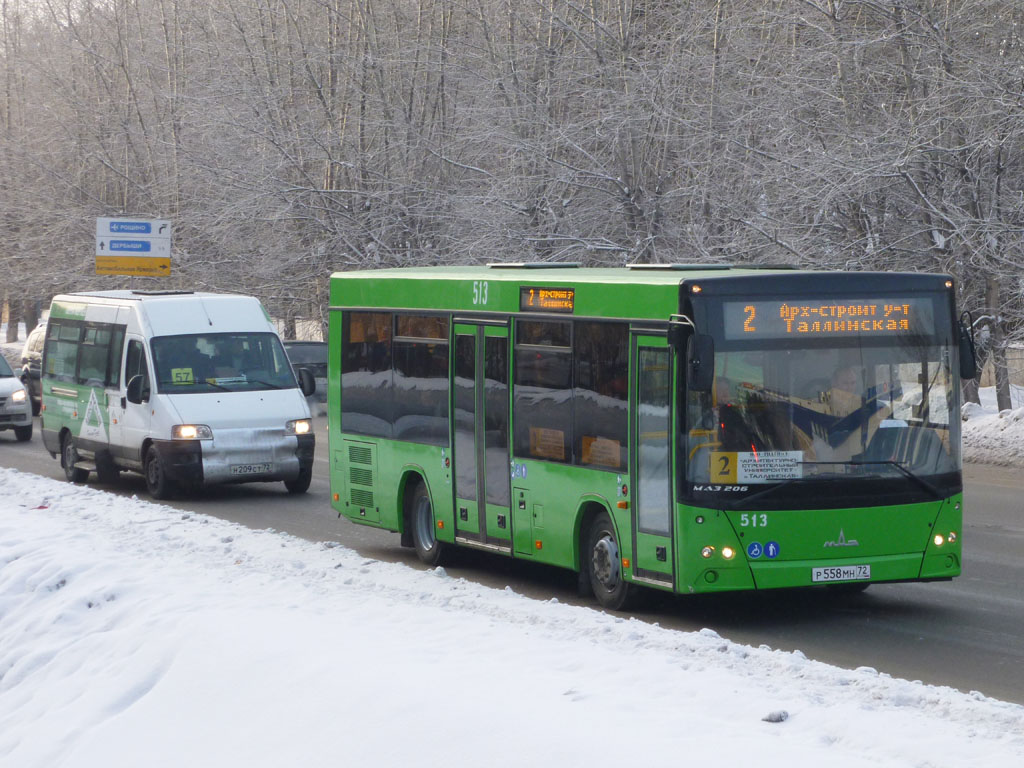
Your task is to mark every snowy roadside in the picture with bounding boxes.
[1,467,1023,768]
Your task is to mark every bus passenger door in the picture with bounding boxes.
[452,322,512,552]
[630,334,674,584]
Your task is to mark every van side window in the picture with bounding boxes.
[125,340,150,389]
[44,322,82,382]
[43,321,128,387]
[78,326,112,385]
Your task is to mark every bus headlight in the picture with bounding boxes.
[172,424,213,440]
[933,534,945,547]
[948,531,957,544]
[721,546,736,560]
[701,546,715,559]
[286,419,312,436]
[11,389,27,402]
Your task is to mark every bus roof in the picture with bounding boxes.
[329,265,952,321]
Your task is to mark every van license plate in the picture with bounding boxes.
[812,565,871,583]
[231,463,272,475]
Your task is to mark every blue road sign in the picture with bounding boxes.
[747,542,763,558]
[110,221,152,234]
[109,240,152,252]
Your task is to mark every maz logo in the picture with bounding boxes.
[824,528,859,548]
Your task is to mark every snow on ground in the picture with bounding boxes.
[962,385,1024,466]
[1,468,1022,768]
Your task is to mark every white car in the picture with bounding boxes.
[0,353,33,441]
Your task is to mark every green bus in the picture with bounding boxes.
[328,265,975,609]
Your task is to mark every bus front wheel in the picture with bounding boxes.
[587,511,635,611]
[410,483,447,567]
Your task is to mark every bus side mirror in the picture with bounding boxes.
[297,367,316,397]
[687,334,715,392]
[958,315,977,380]
[126,374,150,404]
[667,322,688,353]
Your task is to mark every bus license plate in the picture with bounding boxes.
[231,463,272,476]
[812,564,871,583]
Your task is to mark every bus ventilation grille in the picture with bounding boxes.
[347,442,375,509]
[349,445,372,465]
[350,488,374,508]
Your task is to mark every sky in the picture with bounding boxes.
[2,466,1023,768]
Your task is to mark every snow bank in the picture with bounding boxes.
[1,468,1022,768]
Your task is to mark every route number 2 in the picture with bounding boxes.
[472,281,489,305]
[744,304,756,333]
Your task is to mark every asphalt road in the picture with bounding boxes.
[2,417,1022,704]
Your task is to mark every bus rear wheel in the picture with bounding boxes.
[587,511,635,611]
[61,433,89,483]
[410,483,447,567]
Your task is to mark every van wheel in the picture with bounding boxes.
[145,444,177,500]
[14,423,32,442]
[284,465,312,494]
[586,511,635,611]
[410,483,447,566]
[61,434,89,483]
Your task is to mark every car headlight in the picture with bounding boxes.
[286,419,312,435]
[172,424,213,440]
[11,389,27,403]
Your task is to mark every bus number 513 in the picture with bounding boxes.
[473,281,489,305]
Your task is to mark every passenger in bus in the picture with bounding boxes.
[715,377,762,452]
[823,365,892,456]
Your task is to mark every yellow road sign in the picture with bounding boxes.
[95,256,171,276]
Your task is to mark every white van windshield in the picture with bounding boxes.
[151,333,297,394]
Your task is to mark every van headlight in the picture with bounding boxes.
[286,419,312,436]
[11,389,27,403]
[172,424,213,440]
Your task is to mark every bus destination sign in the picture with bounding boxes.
[520,286,575,314]
[723,297,935,340]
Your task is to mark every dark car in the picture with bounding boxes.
[283,340,327,403]
[19,323,45,415]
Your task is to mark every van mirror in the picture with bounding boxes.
[126,374,150,405]
[687,334,715,392]
[958,314,978,380]
[297,367,316,397]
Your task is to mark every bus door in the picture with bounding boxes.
[630,333,674,585]
[452,322,512,552]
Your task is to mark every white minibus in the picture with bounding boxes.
[41,290,315,498]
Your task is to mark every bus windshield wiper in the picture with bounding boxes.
[724,460,941,508]
[723,472,849,508]
[849,460,942,499]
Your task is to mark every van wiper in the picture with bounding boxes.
[245,379,286,390]
[849,460,942,499]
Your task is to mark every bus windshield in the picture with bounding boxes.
[151,332,297,394]
[686,335,960,494]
